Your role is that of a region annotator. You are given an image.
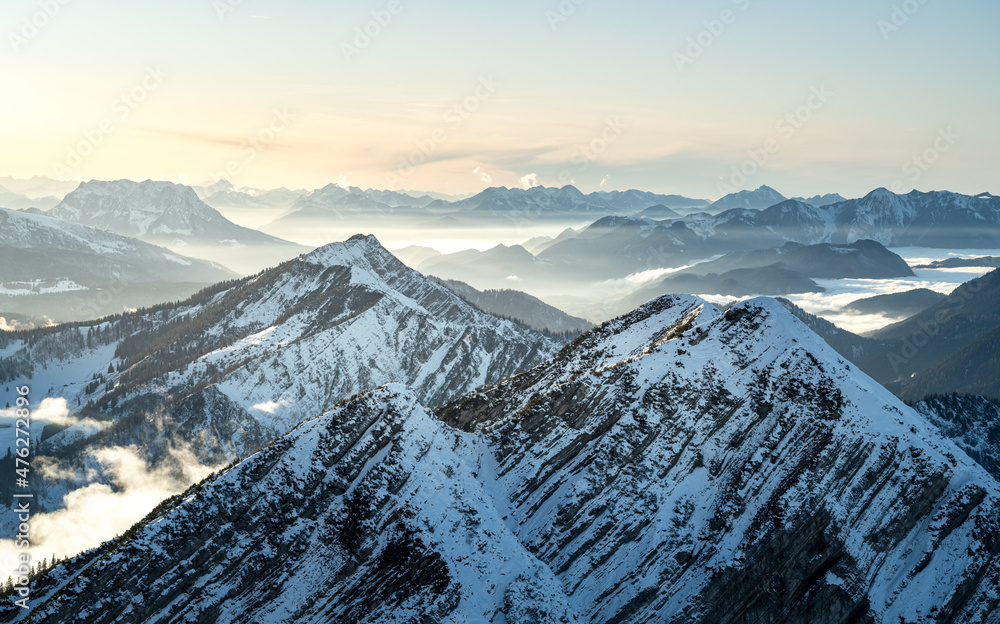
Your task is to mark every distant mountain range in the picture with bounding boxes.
[425,185,709,216]
[47,180,309,273]
[792,192,847,207]
[261,184,713,242]
[415,244,546,290]
[261,184,439,240]
[461,188,1000,286]
[913,256,1000,269]
[0,185,61,211]
[14,295,1000,623]
[0,207,236,322]
[193,180,309,210]
[624,266,823,307]
[0,175,79,199]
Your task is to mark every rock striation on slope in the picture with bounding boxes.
[9,296,1000,623]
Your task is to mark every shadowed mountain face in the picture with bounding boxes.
[12,296,1000,624]
[869,269,1000,399]
[429,276,592,335]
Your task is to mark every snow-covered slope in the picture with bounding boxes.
[13,295,1000,623]
[8,385,577,624]
[0,207,237,321]
[446,296,1000,623]
[2,235,556,463]
[47,180,308,273]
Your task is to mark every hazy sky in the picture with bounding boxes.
[2,0,997,198]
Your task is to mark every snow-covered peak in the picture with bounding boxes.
[49,179,232,237]
[300,233,386,268]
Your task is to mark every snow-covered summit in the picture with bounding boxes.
[47,179,306,273]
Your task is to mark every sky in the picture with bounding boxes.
[1,0,998,199]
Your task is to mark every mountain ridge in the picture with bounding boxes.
[12,294,1000,623]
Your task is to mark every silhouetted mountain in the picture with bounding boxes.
[844,289,947,318]
[892,324,1000,402]
[416,244,547,289]
[429,277,591,334]
[913,256,1000,269]
[634,203,683,219]
[625,266,821,309]
[688,240,913,279]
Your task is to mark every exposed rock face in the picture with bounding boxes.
[9,296,1000,623]
[441,296,1000,622]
